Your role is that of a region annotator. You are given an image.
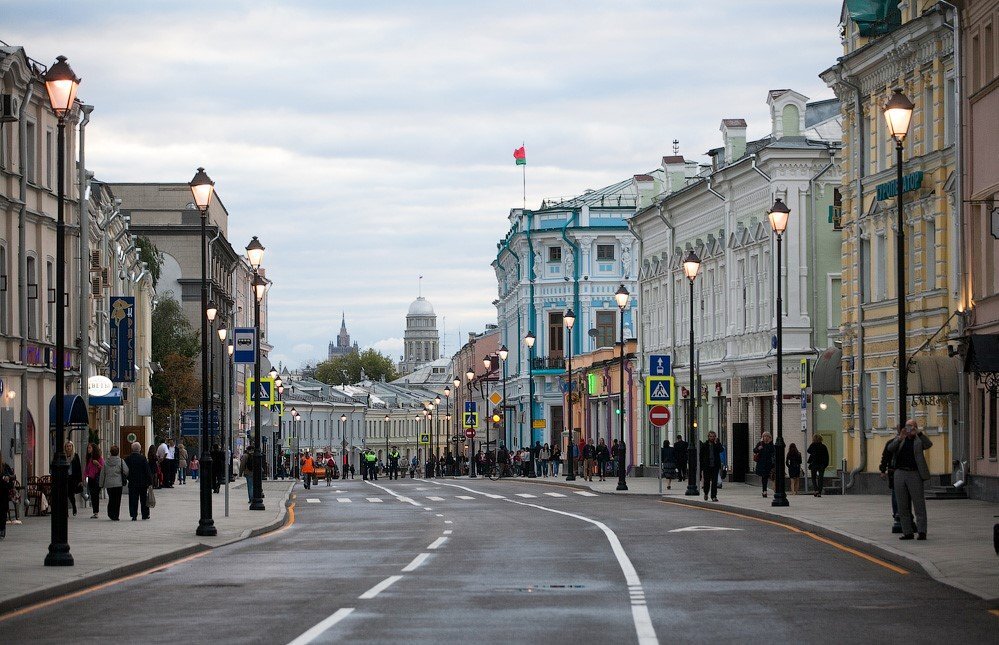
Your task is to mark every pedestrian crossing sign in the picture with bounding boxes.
[419,433,430,445]
[463,412,479,428]
[645,376,675,405]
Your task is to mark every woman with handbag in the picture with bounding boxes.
[65,441,83,516]
[124,442,154,520]
[84,443,104,518]
[100,444,129,520]
[660,439,676,490]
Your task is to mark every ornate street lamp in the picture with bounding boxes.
[207,302,218,446]
[614,285,631,491]
[43,55,81,567]
[883,88,915,427]
[682,250,701,496]
[524,331,537,478]
[466,369,477,477]
[189,166,218,536]
[768,198,792,507]
[340,414,348,475]
[246,237,268,512]
[564,308,576,481]
[498,345,509,454]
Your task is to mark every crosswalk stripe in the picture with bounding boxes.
[337,498,352,503]
[455,495,474,500]
[514,493,537,498]
[543,492,567,497]
[366,497,384,503]
[306,498,321,503]
[575,491,598,497]
[427,496,445,501]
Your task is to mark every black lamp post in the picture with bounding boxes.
[424,408,432,477]
[768,199,792,507]
[43,55,80,566]
[207,301,218,450]
[682,250,701,496]
[340,414,348,477]
[498,345,509,454]
[564,308,577,482]
[443,386,452,475]
[466,370,477,477]
[615,285,631,491]
[246,237,267,511]
[217,324,228,450]
[190,167,218,536]
[883,88,915,426]
[524,331,537,478]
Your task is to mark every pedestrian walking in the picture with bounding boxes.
[301,452,315,490]
[124,442,153,520]
[550,445,561,477]
[886,419,933,541]
[65,441,83,516]
[786,443,803,495]
[879,426,903,532]
[753,432,775,498]
[99,444,128,521]
[0,451,15,539]
[596,439,610,481]
[190,455,200,481]
[539,443,551,477]
[177,444,188,485]
[660,439,675,490]
[84,443,104,518]
[673,434,688,480]
[700,431,723,501]
[240,447,257,502]
[806,434,830,497]
[147,445,162,489]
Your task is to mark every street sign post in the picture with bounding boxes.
[418,433,430,445]
[462,412,479,428]
[648,405,671,427]
[464,401,477,413]
[644,376,675,405]
[649,355,671,376]
[245,377,276,406]
[488,391,503,406]
[233,327,256,365]
[464,428,476,439]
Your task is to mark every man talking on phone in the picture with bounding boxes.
[885,419,933,541]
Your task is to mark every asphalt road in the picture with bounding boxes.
[2,477,995,644]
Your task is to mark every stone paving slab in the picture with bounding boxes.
[507,474,999,604]
[0,478,295,613]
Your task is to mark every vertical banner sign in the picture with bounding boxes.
[109,296,136,382]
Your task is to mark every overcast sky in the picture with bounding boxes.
[7,1,843,369]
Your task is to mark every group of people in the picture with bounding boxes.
[753,433,831,498]
[65,440,156,521]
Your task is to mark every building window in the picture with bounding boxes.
[26,256,37,339]
[874,232,887,301]
[548,311,564,356]
[45,261,53,341]
[860,236,871,302]
[944,77,956,146]
[990,390,998,459]
[25,122,36,184]
[923,83,934,154]
[595,311,616,348]
[548,246,562,263]
[926,221,936,291]
[46,130,53,188]
[877,371,889,429]
[596,244,615,261]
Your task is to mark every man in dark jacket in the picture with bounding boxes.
[699,431,723,501]
[124,442,154,520]
[885,419,933,540]
[211,444,225,493]
[879,426,903,532]
[673,435,689,479]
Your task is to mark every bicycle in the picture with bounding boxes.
[486,464,500,481]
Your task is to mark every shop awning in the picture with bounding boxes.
[907,355,960,395]
[48,394,89,428]
[811,347,842,394]
[965,335,999,374]
[89,387,124,407]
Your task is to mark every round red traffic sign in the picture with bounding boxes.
[649,405,670,427]
[464,428,476,438]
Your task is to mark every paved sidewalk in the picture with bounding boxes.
[0,478,295,612]
[513,474,999,604]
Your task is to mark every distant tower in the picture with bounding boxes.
[399,296,439,375]
[328,313,359,359]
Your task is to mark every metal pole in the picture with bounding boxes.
[566,328,576,482]
[196,207,216,535]
[249,275,264,510]
[617,307,628,490]
[527,346,536,478]
[685,277,698,496]
[45,114,72,566]
[469,380,477,478]
[773,231,789,507]
[896,140,907,426]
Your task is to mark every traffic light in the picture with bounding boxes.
[491,407,502,427]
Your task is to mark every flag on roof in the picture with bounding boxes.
[513,146,526,165]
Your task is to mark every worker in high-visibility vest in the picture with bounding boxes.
[300,452,315,490]
[387,447,401,480]
[364,449,378,481]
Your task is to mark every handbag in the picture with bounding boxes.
[146,484,156,508]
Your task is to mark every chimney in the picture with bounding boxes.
[662,155,686,192]
[720,119,747,165]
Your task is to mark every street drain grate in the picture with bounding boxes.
[499,584,586,592]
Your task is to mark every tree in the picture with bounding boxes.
[152,292,199,361]
[314,349,399,385]
[151,293,201,436]
[135,236,164,287]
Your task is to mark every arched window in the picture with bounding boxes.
[782,105,800,137]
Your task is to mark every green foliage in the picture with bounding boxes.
[151,353,202,434]
[315,349,398,385]
[152,292,199,361]
[135,236,163,287]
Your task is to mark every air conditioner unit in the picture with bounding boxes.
[0,94,18,123]
[100,268,110,289]
[91,276,101,297]
[90,250,101,272]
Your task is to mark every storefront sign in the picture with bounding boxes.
[876,171,923,201]
[109,296,136,382]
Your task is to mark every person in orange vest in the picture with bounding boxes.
[300,451,315,490]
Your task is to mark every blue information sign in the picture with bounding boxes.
[180,409,219,437]
[464,401,477,413]
[649,355,671,377]
[233,327,256,364]
[109,296,136,382]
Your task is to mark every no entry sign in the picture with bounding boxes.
[464,428,476,439]
[649,405,670,427]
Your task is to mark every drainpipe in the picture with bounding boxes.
[808,148,837,353]
[16,80,32,513]
[705,176,724,202]
[625,357,635,468]
[627,216,646,463]
[77,105,92,398]
[559,211,580,354]
[750,154,772,183]
[525,211,536,430]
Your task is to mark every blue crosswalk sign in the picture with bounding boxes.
[464,401,476,413]
[645,376,675,405]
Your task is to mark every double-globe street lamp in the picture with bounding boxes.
[246,236,267,511]
[564,309,577,482]
[43,55,81,566]
[767,199,792,508]
[189,167,218,536]
[524,331,537,478]
[682,251,701,497]
[615,285,631,491]
[883,89,915,426]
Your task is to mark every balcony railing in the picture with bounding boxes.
[531,355,566,371]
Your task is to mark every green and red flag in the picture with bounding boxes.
[513,146,526,165]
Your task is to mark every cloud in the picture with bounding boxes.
[369,338,404,359]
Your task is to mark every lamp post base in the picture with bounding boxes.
[771,494,789,507]
[566,473,576,482]
[196,520,218,537]
[616,481,628,491]
[44,544,74,567]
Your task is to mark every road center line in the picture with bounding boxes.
[402,553,431,572]
[427,537,448,550]
[365,480,422,507]
[359,575,403,599]
[287,608,355,645]
[435,481,657,644]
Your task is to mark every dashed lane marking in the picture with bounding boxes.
[444,520,453,524]
[287,608,355,645]
[575,491,599,496]
[544,492,567,497]
[515,493,537,498]
[364,480,424,507]
[427,496,445,501]
[306,498,321,504]
[337,498,352,503]
[455,495,475,500]
[427,537,448,550]
[366,497,384,503]
[358,576,403,600]
[401,553,431,572]
[443,530,453,535]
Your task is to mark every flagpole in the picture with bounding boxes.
[522,141,526,210]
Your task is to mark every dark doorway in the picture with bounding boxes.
[550,405,564,446]
[732,422,749,482]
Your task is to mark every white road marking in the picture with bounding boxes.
[514,493,537,498]
[455,495,475,500]
[337,498,351,503]
[434,480,658,644]
[444,520,453,524]
[359,575,403,599]
[435,513,444,517]
[401,553,431,572]
[443,530,453,535]
[366,497,384,503]
[543,492,567,497]
[306,498,321,504]
[364,480,422,507]
[575,491,599,496]
[668,526,743,533]
[427,537,448,550]
[424,507,432,510]
[427,496,445,501]
[287,607,355,645]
